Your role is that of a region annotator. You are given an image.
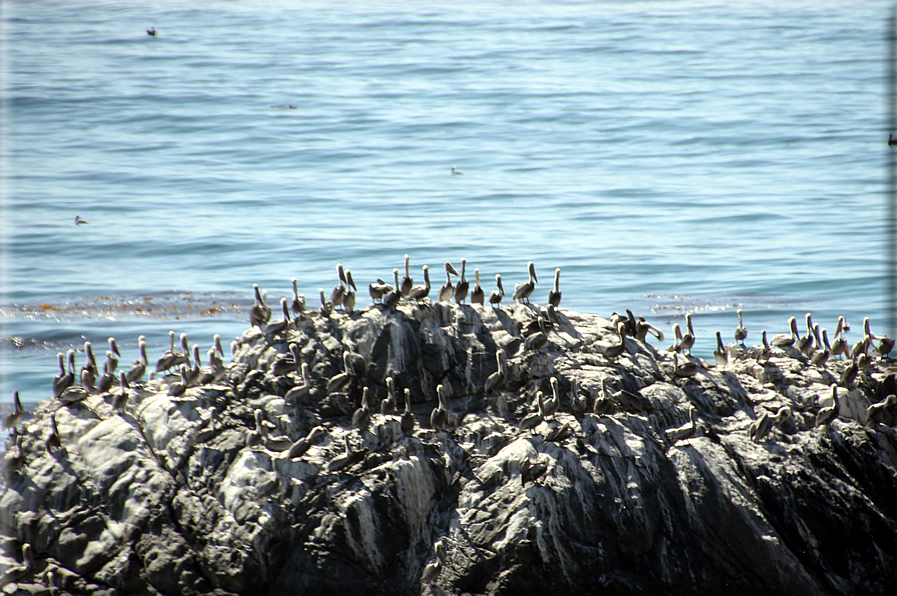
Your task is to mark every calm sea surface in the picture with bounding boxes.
[1,0,892,416]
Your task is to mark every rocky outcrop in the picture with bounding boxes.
[2,301,897,595]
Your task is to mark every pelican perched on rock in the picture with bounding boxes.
[678,313,695,354]
[421,539,446,585]
[290,278,305,317]
[437,262,460,303]
[815,385,840,428]
[454,259,470,304]
[430,384,449,430]
[287,426,325,460]
[343,271,357,314]
[734,309,747,345]
[713,331,727,369]
[381,377,398,415]
[548,268,561,308]
[126,339,148,383]
[250,284,272,327]
[401,254,414,297]
[673,353,700,379]
[408,265,431,303]
[46,412,61,453]
[866,394,897,426]
[2,391,23,430]
[369,278,393,304]
[756,330,771,363]
[830,316,849,359]
[513,261,538,304]
[484,351,506,394]
[544,377,560,419]
[265,297,292,337]
[330,263,347,310]
[796,313,815,356]
[471,268,485,305]
[489,274,504,307]
[771,316,799,348]
[319,289,333,318]
[401,388,415,434]
[285,362,313,403]
[519,391,545,431]
[54,350,76,398]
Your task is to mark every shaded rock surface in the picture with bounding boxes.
[2,301,897,595]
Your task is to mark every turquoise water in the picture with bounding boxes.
[1,0,891,411]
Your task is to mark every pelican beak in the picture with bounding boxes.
[447,263,460,276]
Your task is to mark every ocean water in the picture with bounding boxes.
[1,0,892,415]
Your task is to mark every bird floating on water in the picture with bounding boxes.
[74,215,89,225]
[451,166,463,175]
[147,27,156,36]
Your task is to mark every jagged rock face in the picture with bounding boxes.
[2,301,897,595]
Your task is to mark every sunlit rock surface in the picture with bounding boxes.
[2,301,897,595]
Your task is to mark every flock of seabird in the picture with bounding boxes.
[3,257,897,589]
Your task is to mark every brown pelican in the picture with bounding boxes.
[52,352,66,394]
[520,455,549,486]
[285,362,313,403]
[603,322,627,361]
[603,377,645,413]
[59,370,91,404]
[291,278,305,318]
[840,358,859,387]
[113,373,130,411]
[673,353,700,379]
[810,327,830,369]
[771,316,799,347]
[636,318,665,343]
[756,330,771,363]
[548,268,561,308]
[54,350,76,398]
[750,411,773,443]
[454,259,469,304]
[438,262,460,303]
[381,269,402,309]
[250,284,272,327]
[524,317,548,352]
[830,316,849,359]
[2,391,23,430]
[331,263,348,309]
[873,335,895,359]
[489,274,504,307]
[146,27,156,36]
[451,165,463,175]
[401,254,414,297]
[512,261,538,304]
[484,351,506,394]
[3,435,24,478]
[83,341,98,376]
[815,385,840,428]
[519,391,545,432]
[570,377,589,415]
[401,388,415,434]
[127,340,148,383]
[327,352,353,393]
[271,343,300,377]
[666,323,682,353]
[665,405,697,442]
[866,394,897,426]
[678,313,695,353]
[409,265,431,303]
[96,353,116,394]
[46,412,61,453]
[287,426,325,460]
[470,268,485,305]
[327,434,366,472]
[421,539,446,584]
[734,309,747,345]
[430,384,448,430]
[772,406,792,430]
[344,271,357,313]
[544,377,560,419]
[369,278,393,304]
[107,337,121,359]
[193,407,218,444]
[713,331,728,369]
[381,377,398,415]
[264,297,292,336]
[318,289,333,318]
[796,313,814,356]
[168,366,189,398]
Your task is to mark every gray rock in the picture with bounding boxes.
[3,302,897,595]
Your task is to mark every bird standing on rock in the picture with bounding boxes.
[471,268,485,305]
[430,384,448,430]
[401,254,414,297]
[454,259,469,304]
[548,268,562,308]
[489,274,504,307]
[734,309,747,346]
[513,261,538,304]
[438,262,460,303]
[815,385,840,428]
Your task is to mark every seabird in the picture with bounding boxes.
[381,377,398,415]
[381,269,402,309]
[809,328,830,369]
[756,329,771,363]
[331,264,347,310]
[46,412,61,453]
[673,353,700,379]
[401,254,414,297]
[451,166,463,175]
[319,289,333,318]
[327,434,365,472]
[75,215,89,225]
[713,331,728,369]
[421,539,446,584]
[484,351,506,394]
[408,265,431,303]
[524,317,549,352]
[401,388,415,434]
[750,411,773,443]
[287,426,325,460]
[678,313,695,354]
[840,358,859,387]
[771,316,799,348]
[326,352,353,393]
[548,268,561,308]
[291,278,305,317]
[271,343,301,377]
[344,271,357,314]
[127,340,148,383]
[438,262,460,303]
[519,391,545,432]
[512,261,538,304]
[796,313,814,356]
[603,322,627,361]
[520,455,549,486]
[369,278,393,304]
[602,377,645,413]
[488,274,504,307]
[636,318,664,343]
[2,390,24,431]
[54,350,76,397]
[454,259,469,304]
[264,297,292,337]
[830,316,849,359]
[249,284,272,327]
[83,341,98,376]
[470,268,485,305]
[734,309,747,345]
[666,323,682,353]
[866,394,897,426]
[112,373,130,411]
[570,377,588,415]
[58,370,91,404]
[194,407,218,444]
[3,435,24,478]
[543,377,560,419]
[167,366,189,397]
[352,387,371,430]
[815,385,840,428]
[772,406,792,430]
[96,353,116,394]
[430,384,448,430]
[285,362,313,403]
[147,27,156,36]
